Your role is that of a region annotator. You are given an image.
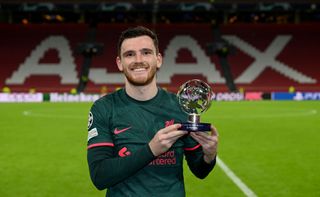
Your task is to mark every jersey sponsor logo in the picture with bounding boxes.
[118,147,131,157]
[88,127,98,141]
[114,126,131,135]
[149,150,176,166]
[88,112,93,129]
[165,119,174,127]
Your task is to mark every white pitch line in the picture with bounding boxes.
[217,157,257,197]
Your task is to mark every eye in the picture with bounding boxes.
[124,51,135,57]
[142,49,153,55]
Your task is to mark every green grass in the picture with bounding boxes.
[0,101,319,197]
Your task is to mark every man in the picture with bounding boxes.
[87,26,218,197]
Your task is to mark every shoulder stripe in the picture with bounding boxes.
[184,144,201,151]
[87,142,114,149]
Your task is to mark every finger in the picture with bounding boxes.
[165,130,188,140]
[189,133,201,145]
[190,132,218,145]
[191,131,211,141]
[161,124,181,133]
[210,126,219,137]
[158,124,181,134]
[190,132,209,145]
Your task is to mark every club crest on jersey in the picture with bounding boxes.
[165,119,175,127]
[88,112,93,129]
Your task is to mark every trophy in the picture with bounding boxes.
[177,79,213,132]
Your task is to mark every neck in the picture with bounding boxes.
[124,78,158,101]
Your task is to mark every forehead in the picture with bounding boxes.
[121,35,155,53]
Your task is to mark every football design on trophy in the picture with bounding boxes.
[177,79,213,132]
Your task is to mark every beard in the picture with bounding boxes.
[123,62,158,86]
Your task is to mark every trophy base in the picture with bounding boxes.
[180,122,211,132]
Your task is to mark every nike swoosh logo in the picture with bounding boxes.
[114,127,131,135]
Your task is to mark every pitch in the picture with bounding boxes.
[0,101,319,197]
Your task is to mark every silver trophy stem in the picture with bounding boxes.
[188,113,200,124]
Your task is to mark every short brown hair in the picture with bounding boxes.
[117,26,159,57]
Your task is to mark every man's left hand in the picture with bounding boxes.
[190,126,219,164]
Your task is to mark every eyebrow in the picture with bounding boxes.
[122,48,154,56]
[141,48,153,52]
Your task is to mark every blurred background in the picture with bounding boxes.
[0,0,319,101]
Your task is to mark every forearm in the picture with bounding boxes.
[87,145,155,190]
[185,147,216,179]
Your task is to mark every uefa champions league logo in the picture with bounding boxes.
[88,112,93,129]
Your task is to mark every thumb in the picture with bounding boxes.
[211,126,219,137]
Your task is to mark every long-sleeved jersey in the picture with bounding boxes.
[87,88,216,197]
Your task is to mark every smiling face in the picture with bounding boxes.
[116,35,162,86]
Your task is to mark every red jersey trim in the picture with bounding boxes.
[184,144,201,151]
[87,142,114,149]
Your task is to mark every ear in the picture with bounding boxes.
[156,53,162,69]
[116,56,123,71]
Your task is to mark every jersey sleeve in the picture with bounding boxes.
[87,145,155,190]
[87,98,114,149]
[184,144,216,179]
[183,135,216,179]
[182,134,201,151]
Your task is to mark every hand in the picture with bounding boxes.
[190,126,219,164]
[149,124,188,157]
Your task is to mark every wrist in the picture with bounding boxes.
[148,141,161,157]
[203,153,216,164]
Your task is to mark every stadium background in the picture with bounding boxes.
[0,1,320,197]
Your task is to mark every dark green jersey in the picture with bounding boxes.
[87,88,215,197]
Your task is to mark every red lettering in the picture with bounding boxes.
[149,150,176,166]
[165,120,175,127]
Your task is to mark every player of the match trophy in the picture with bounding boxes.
[177,79,213,132]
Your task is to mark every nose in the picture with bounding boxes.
[135,52,143,63]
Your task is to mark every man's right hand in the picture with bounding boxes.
[148,124,188,157]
